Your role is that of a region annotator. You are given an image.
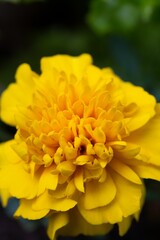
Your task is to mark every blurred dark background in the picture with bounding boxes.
[0,0,160,239]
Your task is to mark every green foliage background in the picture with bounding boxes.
[0,0,160,239]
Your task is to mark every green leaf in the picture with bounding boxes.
[87,0,160,35]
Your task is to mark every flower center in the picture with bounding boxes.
[13,72,138,190]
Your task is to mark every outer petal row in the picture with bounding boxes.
[121,82,156,131]
[0,64,38,126]
[47,209,112,240]
[78,171,143,225]
[126,104,160,168]
[0,140,39,200]
[41,54,92,79]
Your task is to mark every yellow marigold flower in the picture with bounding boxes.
[0,54,160,239]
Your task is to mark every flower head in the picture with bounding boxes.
[0,54,160,239]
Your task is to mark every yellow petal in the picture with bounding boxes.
[134,182,146,221]
[131,160,160,181]
[65,179,77,197]
[57,161,76,176]
[0,141,38,199]
[0,140,21,166]
[93,127,106,143]
[38,168,58,195]
[109,140,127,150]
[59,207,113,237]
[118,216,133,236]
[32,191,77,211]
[74,155,93,165]
[74,168,84,193]
[0,188,10,206]
[78,198,123,225]
[85,65,102,90]
[115,142,141,159]
[79,170,143,225]
[72,100,84,117]
[121,149,160,181]
[109,159,142,184]
[14,199,49,220]
[121,82,156,131]
[106,121,122,141]
[1,64,37,126]
[79,172,116,209]
[94,143,113,161]
[0,163,39,199]
[41,54,92,78]
[12,141,28,161]
[110,169,143,217]
[84,165,103,181]
[126,105,160,166]
[47,213,69,240]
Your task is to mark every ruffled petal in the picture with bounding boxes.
[85,65,104,90]
[110,169,143,217]
[109,159,142,184]
[14,199,49,220]
[32,191,77,211]
[0,164,39,199]
[118,216,133,236]
[78,169,143,226]
[121,82,156,131]
[0,141,39,199]
[128,159,160,181]
[41,54,92,78]
[0,64,38,126]
[79,172,116,209]
[74,167,84,192]
[78,198,123,225]
[58,207,113,237]
[118,182,146,236]
[125,104,160,166]
[0,188,10,206]
[0,140,20,166]
[38,168,58,195]
[47,213,69,240]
